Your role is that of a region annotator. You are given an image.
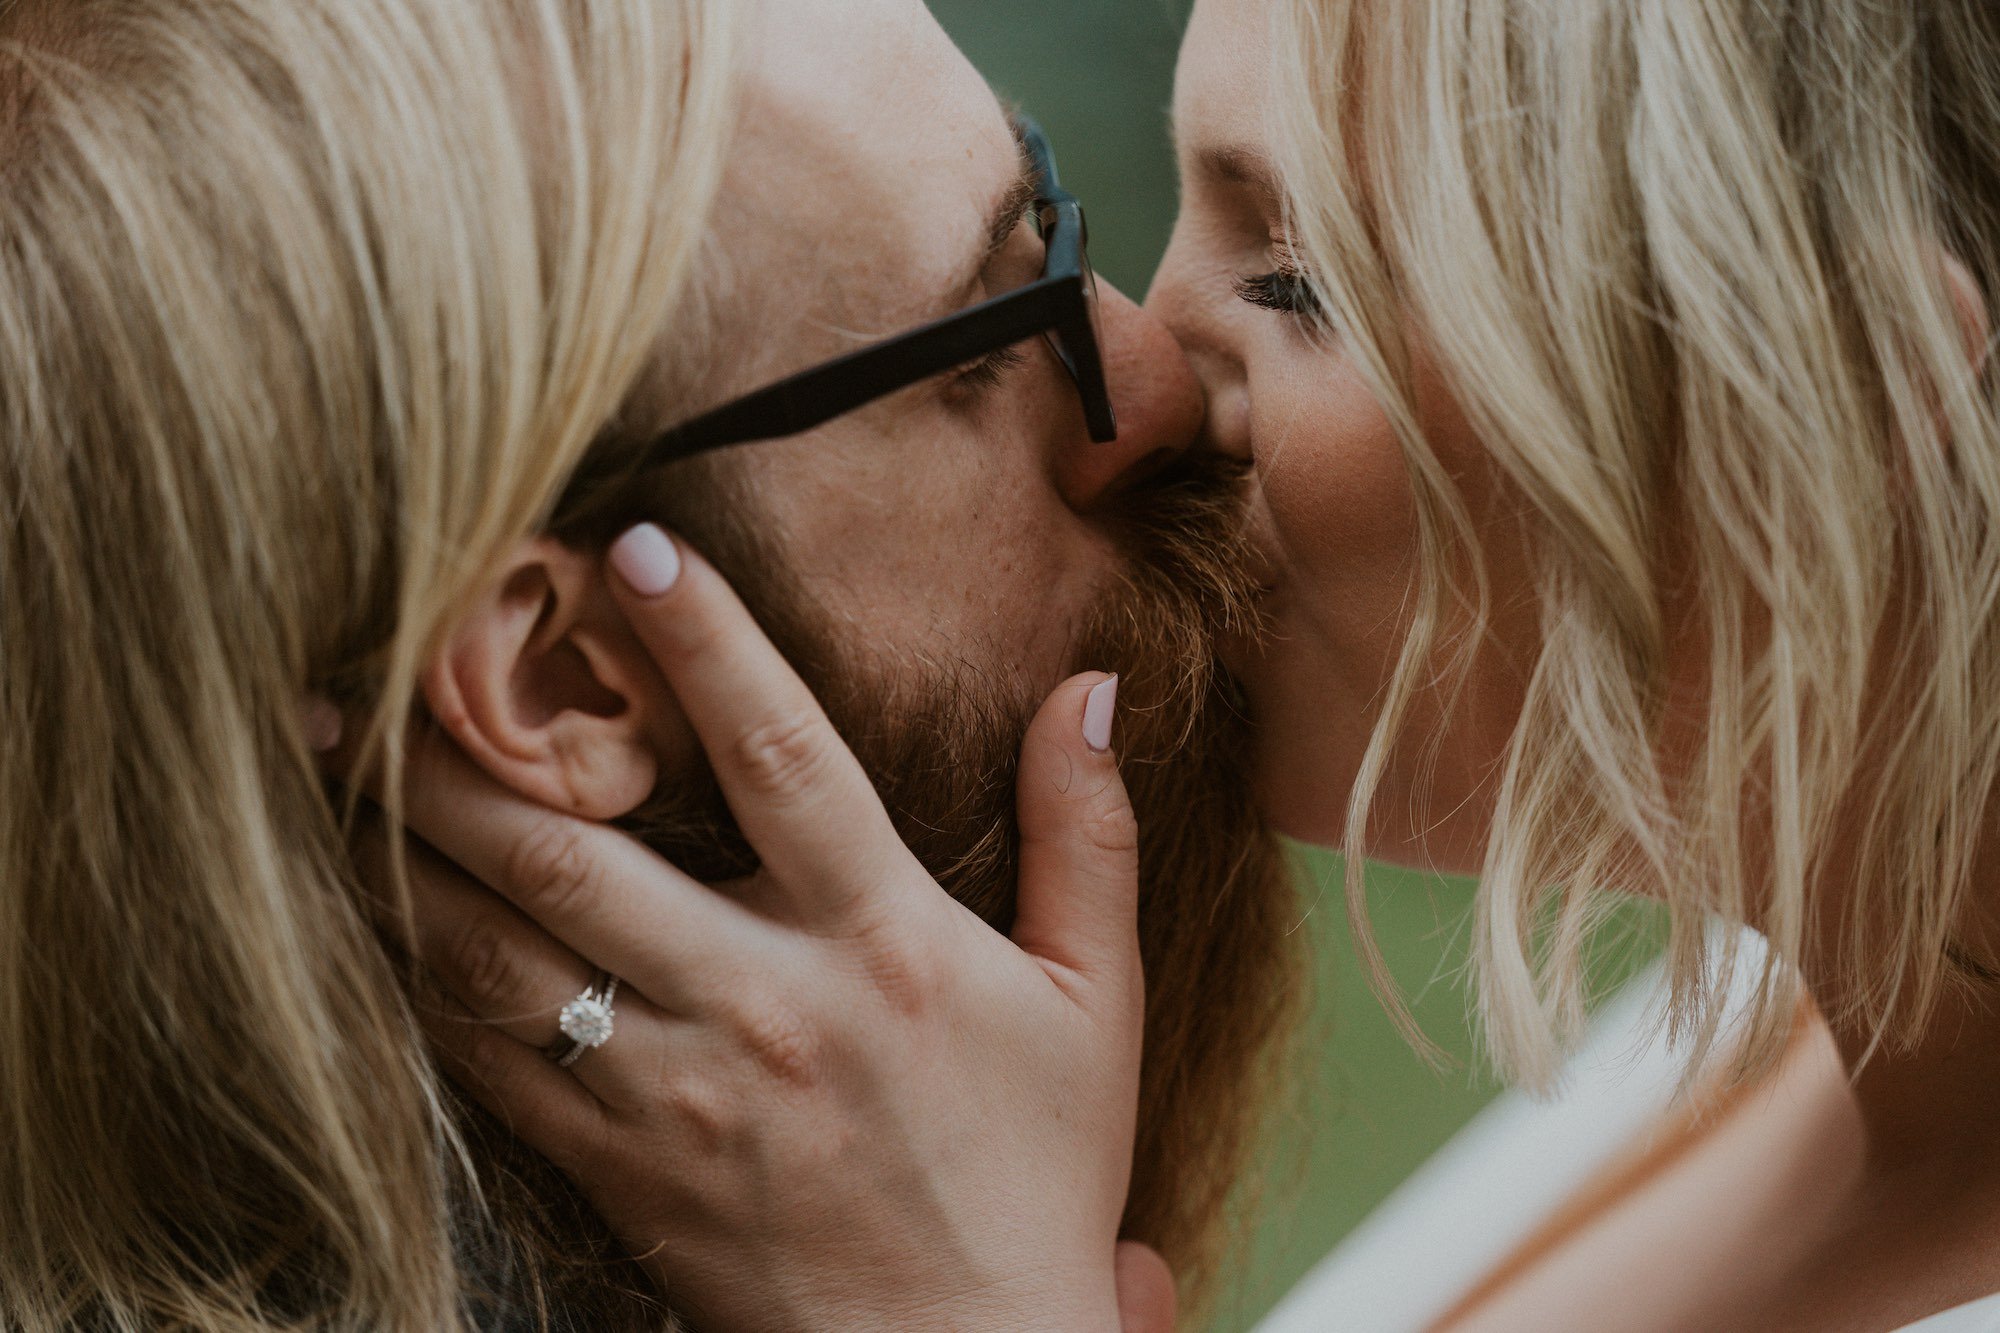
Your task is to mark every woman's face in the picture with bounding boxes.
[1150,0,1535,868]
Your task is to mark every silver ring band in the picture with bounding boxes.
[548,970,619,1069]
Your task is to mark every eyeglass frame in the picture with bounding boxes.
[567,116,1116,494]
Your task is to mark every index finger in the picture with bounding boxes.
[606,523,913,918]
[338,724,760,1013]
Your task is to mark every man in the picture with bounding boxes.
[378,0,1303,1326]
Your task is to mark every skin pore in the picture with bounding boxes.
[1148,0,2000,1328]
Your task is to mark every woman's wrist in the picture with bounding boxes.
[881,1278,1123,1333]
[772,1255,1122,1333]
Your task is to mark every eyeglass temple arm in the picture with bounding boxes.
[611,275,1084,469]
[579,116,1077,480]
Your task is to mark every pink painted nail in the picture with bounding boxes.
[1083,675,1119,754]
[611,523,682,598]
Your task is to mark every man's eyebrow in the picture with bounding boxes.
[954,129,1039,302]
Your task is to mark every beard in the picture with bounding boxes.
[454,453,1308,1330]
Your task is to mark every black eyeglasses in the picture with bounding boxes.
[572,116,1115,492]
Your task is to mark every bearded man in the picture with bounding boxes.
[367,0,1306,1329]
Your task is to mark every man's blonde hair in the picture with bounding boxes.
[1273,0,2000,1087]
[0,1,733,1327]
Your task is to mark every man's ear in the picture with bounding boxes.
[423,537,684,820]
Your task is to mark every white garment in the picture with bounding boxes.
[1897,1293,2000,1333]
[1254,936,1999,1333]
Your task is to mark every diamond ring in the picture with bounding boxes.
[548,971,620,1069]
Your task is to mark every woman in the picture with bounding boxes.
[0,2,742,1328]
[397,0,2000,1327]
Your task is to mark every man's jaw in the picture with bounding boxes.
[469,449,1296,1324]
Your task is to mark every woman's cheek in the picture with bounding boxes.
[1253,350,1422,695]
[1241,337,1532,866]
[1240,348,1424,842]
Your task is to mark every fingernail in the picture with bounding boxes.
[302,694,343,753]
[1083,675,1119,754]
[611,523,682,598]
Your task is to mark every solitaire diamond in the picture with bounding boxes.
[558,992,615,1048]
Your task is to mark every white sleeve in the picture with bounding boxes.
[1257,927,1769,1333]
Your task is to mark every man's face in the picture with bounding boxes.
[591,0,1303,1306]
[372,1,1297,1324]
[647,0,1212,722]
[604,0,1270,925]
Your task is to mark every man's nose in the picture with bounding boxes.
[1053,283,1205,512]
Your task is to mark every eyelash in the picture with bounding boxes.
[952,342,1031,395]
[1236,267,1323,318]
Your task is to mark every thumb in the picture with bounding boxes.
[1115,1241,1178,1333]
[1012,673,1140,988]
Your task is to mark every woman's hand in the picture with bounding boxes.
[346,526,1151,1332]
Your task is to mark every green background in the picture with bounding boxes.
[926,0,1194,298]
[921,5,1664,1327]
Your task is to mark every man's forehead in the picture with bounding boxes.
[723,0,1019,337]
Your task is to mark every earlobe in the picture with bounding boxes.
[422,538,667,821]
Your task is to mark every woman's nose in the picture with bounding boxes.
[1053,282,1207,511]
[1145,238,1253,468]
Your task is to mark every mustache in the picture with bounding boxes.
[841,448,1263,927]
[1080,450,1262,755]
[1099,448,1261,637]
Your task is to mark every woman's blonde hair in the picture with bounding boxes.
[0,1,733,1327]
[1274,0,2000,1087]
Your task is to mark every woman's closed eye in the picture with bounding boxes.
[1235,266,1322,319]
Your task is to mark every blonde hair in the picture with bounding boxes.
[0,1,733,1328]
[1273,0,2000,1087]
